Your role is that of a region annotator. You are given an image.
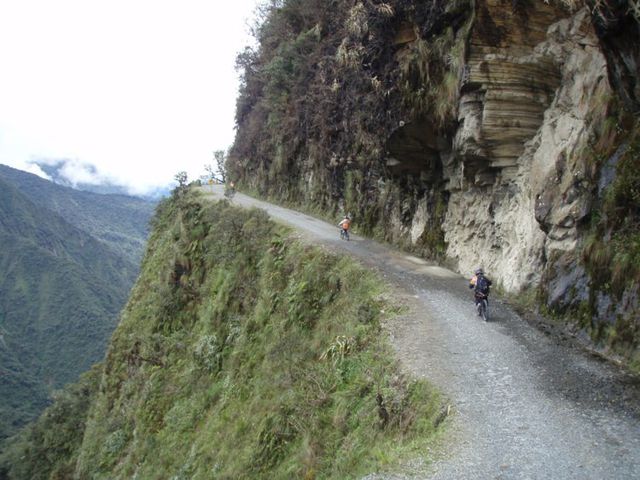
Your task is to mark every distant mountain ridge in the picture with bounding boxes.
[0,165,155,442]
[0,164,156,264]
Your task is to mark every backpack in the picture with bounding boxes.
[475,275,490,295]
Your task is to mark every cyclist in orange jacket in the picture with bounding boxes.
[338,215,351,241]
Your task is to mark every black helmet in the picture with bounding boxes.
[475,268,484,275]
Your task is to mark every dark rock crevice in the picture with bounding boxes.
[385,119,448,182]
[590,0,640,113]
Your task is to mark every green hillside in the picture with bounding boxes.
[0,189,443,479]
[0,164,155,264]
[0,174,152,442]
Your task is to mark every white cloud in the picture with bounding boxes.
[22,162,51,180]
[33,157,109,186]
[0,0,259,194]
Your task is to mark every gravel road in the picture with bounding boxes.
[203,186,640,479]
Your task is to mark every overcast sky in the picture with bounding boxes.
[0,0,259,195]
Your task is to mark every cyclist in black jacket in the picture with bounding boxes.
[469,268,492,315]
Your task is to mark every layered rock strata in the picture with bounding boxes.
[443,5,610,292]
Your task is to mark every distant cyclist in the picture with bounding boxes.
[224,180,236,199]
[337,215,351,241]
[469,268,492,317]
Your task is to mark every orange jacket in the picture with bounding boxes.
[338,218,351,230]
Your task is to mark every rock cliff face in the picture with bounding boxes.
[230,0,639,365]
[445,5,609,290]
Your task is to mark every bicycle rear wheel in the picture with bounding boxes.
[480,299,488,322]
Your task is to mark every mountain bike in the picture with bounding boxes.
[475,294,489,322]
[224,187,236,199]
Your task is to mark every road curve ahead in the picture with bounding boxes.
[202,186,640,480]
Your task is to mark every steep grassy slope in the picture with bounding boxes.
[0,164,155,264]
[1,190,443,479]
[0,176,146,442]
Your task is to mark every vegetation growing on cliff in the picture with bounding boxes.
[580,120,640,367]
[535,94,639,369]
[230,0,471,258]
[1,189,443,479]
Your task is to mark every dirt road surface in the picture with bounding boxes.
[202,186,640,479]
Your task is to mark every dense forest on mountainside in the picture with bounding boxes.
[228,0,640,367]
[0,189,443,479]
[0,165,155,264]
[0,167,154,442]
